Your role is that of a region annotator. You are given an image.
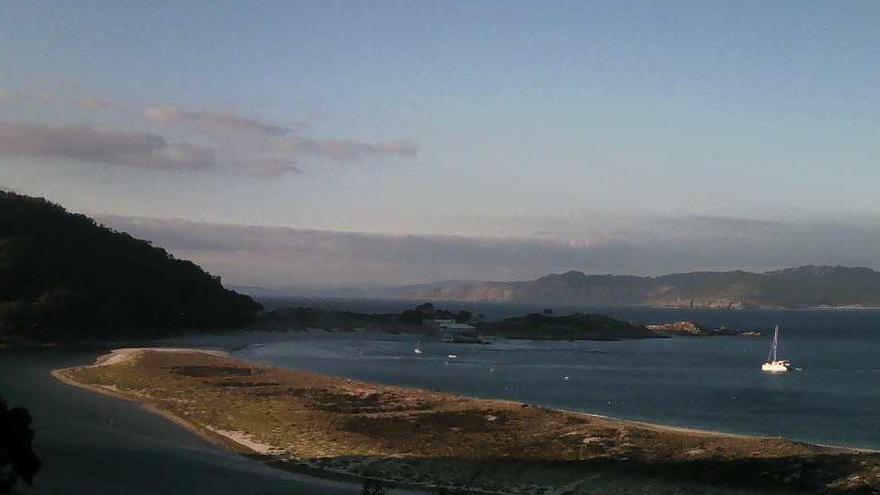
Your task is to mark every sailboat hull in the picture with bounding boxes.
[762,325,793,372]
[761,361,791,372]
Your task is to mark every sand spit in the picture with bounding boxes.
[94,347,230,366]
[54,349,880,494]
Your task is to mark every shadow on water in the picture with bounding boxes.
[248,451,880,495]
[0,349,400,495]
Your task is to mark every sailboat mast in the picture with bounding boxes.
[771,325,779,361]
[761,324,791,372]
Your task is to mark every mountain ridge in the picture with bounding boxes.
[375,265,880,309]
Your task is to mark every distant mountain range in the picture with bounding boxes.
[260,265,880,309]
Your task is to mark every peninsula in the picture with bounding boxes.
[55,349,880,494]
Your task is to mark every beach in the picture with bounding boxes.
[53,348,880,494]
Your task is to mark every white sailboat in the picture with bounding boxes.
[761,325,792,372]
[413,340,423,354]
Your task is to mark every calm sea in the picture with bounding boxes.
[2,299,878,493]
[0,348,405,494]
[238,298,880,450]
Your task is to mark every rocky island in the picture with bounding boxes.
[477,312,661,341]
[645,321,755,337]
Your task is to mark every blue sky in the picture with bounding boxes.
[2,1,880,285]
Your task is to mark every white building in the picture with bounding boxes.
[423,318,478,342]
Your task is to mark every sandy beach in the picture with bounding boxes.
[53,348,880,494]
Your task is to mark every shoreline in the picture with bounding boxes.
[53,347,880,494]
[53,348,787,450]
[49,356,430,493]
[52,349,434,494]
[233,337,878,453]
[550,404,880,454]
[51,364,231,451]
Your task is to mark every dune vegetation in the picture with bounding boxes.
[57,349,880,495]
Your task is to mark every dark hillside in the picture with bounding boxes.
[0,191,261,341]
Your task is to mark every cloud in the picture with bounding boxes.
[2,89,112,111]
[142,104,417,167]
[0,121,214,170]
[0,89,54,104]
[139,104,417,172]
[284,137,418,160]
[99,216,592,287]
[243,158,303,178]
[78,96,117,111]
[97,214,880,289]
[144,105,295,137]
[1,86,418,178]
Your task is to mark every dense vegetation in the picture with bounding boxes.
[476,312,661,340]
[256,304,657,340]
[398,302,472,325]
[254,303,473,332]
[0,191,261,341]
[0,396,40,494]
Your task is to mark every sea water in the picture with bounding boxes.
[237,301,880,450]
[0,349,383,494]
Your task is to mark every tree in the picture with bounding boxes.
[434,488,467,495]
[399,302,438,324]
[399,303,464,325]
[0,191,262,341]
[360,478,386,495]
[0,396,40,494]
[414,303,436,316]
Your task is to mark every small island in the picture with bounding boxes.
[254,304,663,341]
[477,312,661,341]
[55,349,880,494]
[645,321,760,337]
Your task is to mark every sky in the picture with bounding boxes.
[2,1,880,287]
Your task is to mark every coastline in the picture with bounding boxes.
[53,348,880,494]
[51,358,410,492]
[51,362,231,452]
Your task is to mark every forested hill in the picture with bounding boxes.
[0,191,261,341]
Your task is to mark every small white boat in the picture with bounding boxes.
[447,354,458,359]
[413,341,423,354]
[761,325,793,373]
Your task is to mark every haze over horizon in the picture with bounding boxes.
[3,1,880,287]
